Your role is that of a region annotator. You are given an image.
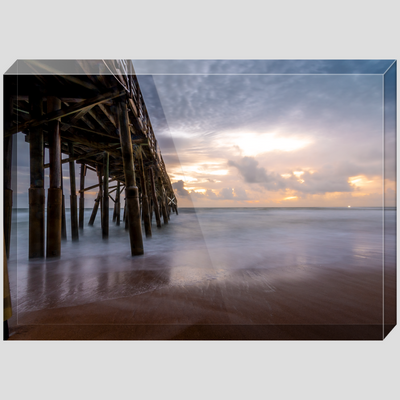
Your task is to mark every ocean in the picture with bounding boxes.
[7,207,396,329]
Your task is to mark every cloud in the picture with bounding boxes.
[219,188,234,199]
[173,179,248,202]
[228,156,355,195]
[172,180,190,197]
[228,157,287,190]
[133,63,388,207]
[205,189,218,199]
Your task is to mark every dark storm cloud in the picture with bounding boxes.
[228,156,355,195]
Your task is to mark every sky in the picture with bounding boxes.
[134,60,396,208]
[13,60,396,208]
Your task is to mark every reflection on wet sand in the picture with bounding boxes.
[7,208,396,339]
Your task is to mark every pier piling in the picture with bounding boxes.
[5,59,177,261]
[79,163,86,229]
[46,97,62,258]
[102,152,109,238]
[4,92,13,258]
[149,168,162,228]
[118,98,143,255]
[68,143,79,241]
[28,89,45,258]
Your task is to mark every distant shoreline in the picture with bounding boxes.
[12,206,394,210]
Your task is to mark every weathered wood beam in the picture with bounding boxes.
[62,122,118,140]
[60,130,121,155]
[21,61,99,91]
[70,105,95,125]
[44,143,121,168]
[79,181,117,193]
[6,88,125,136]
[14,95,90,103]
[88,108,113,135]
[98,103,117,128]
[85,165,97,173]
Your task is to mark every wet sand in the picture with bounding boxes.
[6,208,396,340]
[7,261,395,340]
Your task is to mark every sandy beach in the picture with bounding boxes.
[6,207,396,340]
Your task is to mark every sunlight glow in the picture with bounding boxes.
[348,175,376,187]
[182,165,229,176]
[222,132,312,156]
[171,175,198,183]
[284,196,298,200]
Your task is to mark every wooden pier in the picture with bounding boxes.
[3,59,177,259]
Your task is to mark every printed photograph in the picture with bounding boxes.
[3,59,396,340]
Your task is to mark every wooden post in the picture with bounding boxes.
[118,98,143,255]
[60,159,67,240]
[149,168,161,228]
[97,165,103,229]
[147,178,153,225]
[46,97,62,258]
[102,152,109,238]
[4,92,13,258]
[29,89,45,258]
[138,152,152,237]
[158,177,168,225]
[79,163,86,229]
[116,181,121,226]
[112,198,117,222]
[149,198,153,225]
[124,198,129,230]
[88,191,101,226]
[68,142,79,241]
